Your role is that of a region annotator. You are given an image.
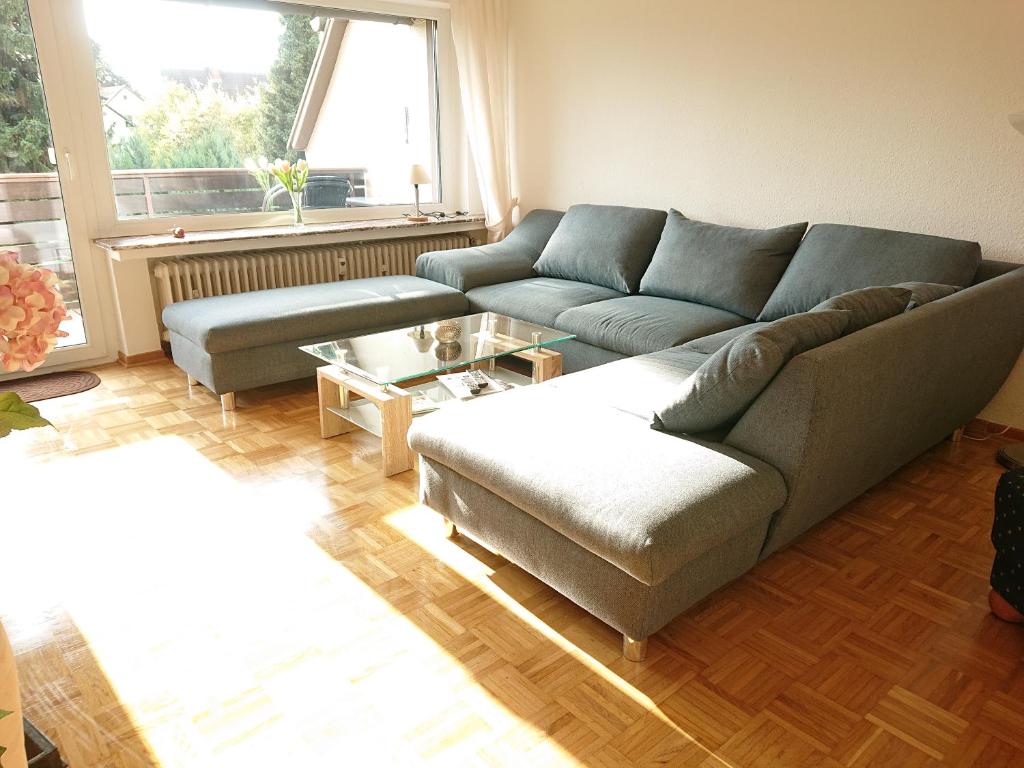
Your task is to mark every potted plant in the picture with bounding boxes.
[0,252,69,766]
[0,251,66,437]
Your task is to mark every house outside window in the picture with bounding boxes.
[83,0,440,220]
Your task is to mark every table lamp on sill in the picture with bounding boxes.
[409,164,431,222]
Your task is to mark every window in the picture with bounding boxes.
[83,0,439,219]
[0,0,87,347]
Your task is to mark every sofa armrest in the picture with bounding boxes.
[724,266,1024,556]
[416,246,536,292]
[416,208,564,292]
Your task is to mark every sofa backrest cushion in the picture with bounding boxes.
[639,211,807,318]
[651,309,849,434]
[810,285,912,334]
[757,223,982,321]
[503,208,565,260]
[894,281,961,309]
[533,204,667,294]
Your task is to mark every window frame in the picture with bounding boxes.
[44,0,462,238]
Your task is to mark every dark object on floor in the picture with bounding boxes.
[23,718,66,768]
[997,442,1024,469]
[0,370,100,403]
[991,466,1024,620]
[989,589,1024,623]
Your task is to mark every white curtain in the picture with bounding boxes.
[450,0,518,242]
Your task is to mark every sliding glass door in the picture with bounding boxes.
[0,0,104,370]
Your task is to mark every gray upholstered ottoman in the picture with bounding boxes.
[162,275,468,410]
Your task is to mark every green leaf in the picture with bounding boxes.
[0,391,51,438]
[0,709,11,766]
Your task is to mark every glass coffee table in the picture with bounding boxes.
[300,312,575,476]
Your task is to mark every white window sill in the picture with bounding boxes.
[95,214,486,262]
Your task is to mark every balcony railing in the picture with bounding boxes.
[0,165,368,235]
[1,165,369,319]
[109,166,368,218]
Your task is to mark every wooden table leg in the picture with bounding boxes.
[380,389,415,476]
[511,347,563,383]
[531,349,563,383]
[317,368,357,439]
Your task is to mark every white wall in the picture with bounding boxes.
[510,0,1024,426]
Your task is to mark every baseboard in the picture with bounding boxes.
[966,418,1024,442]
[116,349,168,368]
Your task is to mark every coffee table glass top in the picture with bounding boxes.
[300,312,575,386]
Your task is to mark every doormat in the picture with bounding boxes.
[0,370,101,403]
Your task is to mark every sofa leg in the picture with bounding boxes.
[950,427,964,443]
[221,393,236,411]
[187,375,198,387]
[443,517,458,539]
[623,635,648,662]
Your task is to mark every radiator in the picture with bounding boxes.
[152,234,471,336]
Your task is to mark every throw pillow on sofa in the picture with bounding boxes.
[651,309,849,434]
[758,223,982,321]
[682,323,770,355]
[810,285,912,334]
[639,211,807,319]
[894,281,961,309]
[533,204,667,294]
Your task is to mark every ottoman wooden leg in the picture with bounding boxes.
[221,393,236,411]
[623,635,648,662]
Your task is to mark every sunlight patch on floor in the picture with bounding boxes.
[384,506,711,753]
[4,436,590,766]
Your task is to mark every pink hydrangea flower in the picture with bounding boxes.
[0,251,69,372]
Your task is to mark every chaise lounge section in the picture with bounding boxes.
[162,275,467,409]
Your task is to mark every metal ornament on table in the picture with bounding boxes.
[408,325,434,353]
[434,319,461,343]
[434,341,462,362]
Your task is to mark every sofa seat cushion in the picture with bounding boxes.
[639,211,807,318]
[758,223,982,321]
[408,384,787,585]
[533,204,667,293]
[546,345,711,420]
[162,275,467,354]
[465,277,625,327]
[553,296,749,357]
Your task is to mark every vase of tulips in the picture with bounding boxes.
[246,158,309,226]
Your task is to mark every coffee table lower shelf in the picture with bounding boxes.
[316,355,558,477]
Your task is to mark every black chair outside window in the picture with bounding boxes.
[262,175,354,211]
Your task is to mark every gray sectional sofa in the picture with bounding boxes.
[412,204,1024,660]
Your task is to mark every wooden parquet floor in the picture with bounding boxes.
[2,360,1023,767]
